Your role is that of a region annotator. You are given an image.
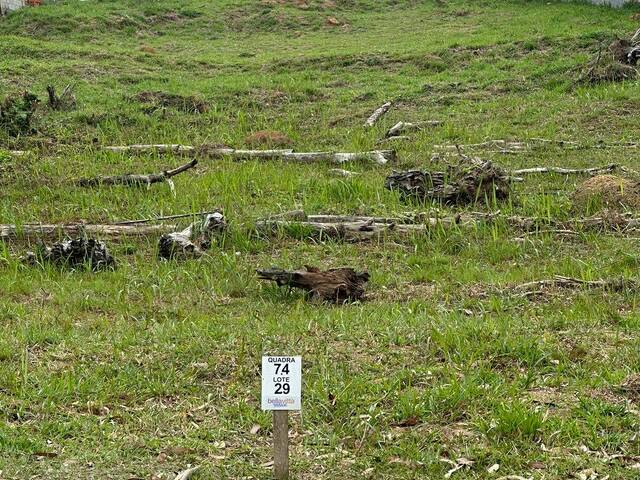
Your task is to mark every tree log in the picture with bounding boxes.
[257,266,369,302]
[76,159,197,187]
[104,145,395,164]
[364,101,392,127]
[1,224,176,242]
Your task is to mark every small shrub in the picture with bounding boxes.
[0,92,38,137]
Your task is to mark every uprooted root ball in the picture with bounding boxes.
[22,238,116,271]
[385,159,512,205]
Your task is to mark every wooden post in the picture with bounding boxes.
[273,410,289,480]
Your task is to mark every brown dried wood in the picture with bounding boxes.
[257,266,369,303]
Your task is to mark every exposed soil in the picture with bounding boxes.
[571,174,640,212]
[135,91,208,114]
[244,130,293,147]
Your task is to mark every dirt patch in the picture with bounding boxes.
[244,130,293,147]
[571,175,640,213]
[135,91,208,114]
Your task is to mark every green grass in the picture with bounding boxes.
[2,0,640,478]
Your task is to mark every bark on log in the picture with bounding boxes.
[158,212,226,260]
[364,101,392,127]
[105,144,197,154]
[257,266,369,303]
[76,159,197,187]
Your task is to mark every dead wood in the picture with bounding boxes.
[514,275,635,297]
[257,210,640,242]
[385,158,511,205]
[257,265,369,303]
[328,168,360,178]
[0,224,175,242]
[173,466,201,480]
[104,145,395,164]
[46,84,76,111]
[385,121,442,138]
[512,164,619,176]
[364,101,391,127]
[76,159,197,188]
[110,210,222,225]
[22,238,116,271]
[158,212,226,260]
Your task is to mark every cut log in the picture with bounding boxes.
[1,224,176,242]
[257,266,369,303]
[158,212,226,260]
[385,121,442,138]
[364,101,391,127]
[22,238,116,271]
[173,466,200,480]
[76,159,197,188]
[385,159,512,205]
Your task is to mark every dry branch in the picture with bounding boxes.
[257,210,640,242]
[385,121,441,138]
[111,210,222,225]
[76,159,197,188]
[257,266,369,302]
[104,144,395,164]
[514,275,636,297]
[0,224,176,242]
[364,101,391,127]
[46,84,76,111]
[512,164,619,176]
[173,466,200,480]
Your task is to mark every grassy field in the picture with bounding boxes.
[2,0,640,478]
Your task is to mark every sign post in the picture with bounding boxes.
[261,356,302,480]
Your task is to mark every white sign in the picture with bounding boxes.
[261,356,302,411]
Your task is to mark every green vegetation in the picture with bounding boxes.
[1,0,640,478]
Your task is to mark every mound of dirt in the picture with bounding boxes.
[571,174,640,212]
[244,130,293,147]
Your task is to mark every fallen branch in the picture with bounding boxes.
[512,164,619,176]
[364,101,391,127]
[104,145,395,164]
[1,224,176,242]
[174,466,200,480]
[328,168,360,178]
[76,159,197,188]
[257,266,369,303]
[514,275,635,297]
[385,121,441,138]
[257,210,640,241]
[110,210,221,225]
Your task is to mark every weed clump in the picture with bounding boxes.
[135,91,208,114]
[0,91,38,137]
